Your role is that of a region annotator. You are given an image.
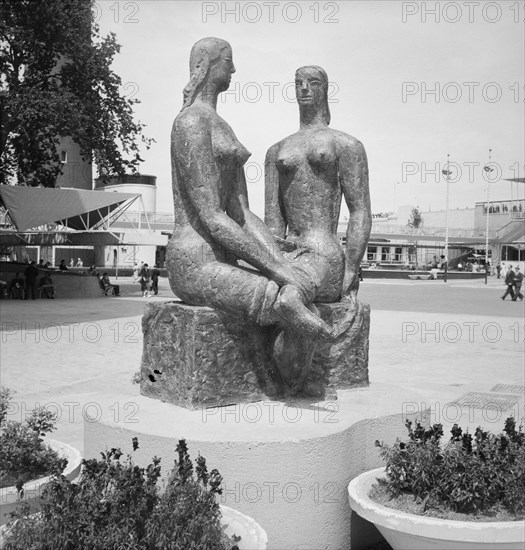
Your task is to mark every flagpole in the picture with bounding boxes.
[442,154,451,284]
[483,149,493,285]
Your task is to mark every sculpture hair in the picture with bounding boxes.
[296,65,331,125]
[182,37,230,110]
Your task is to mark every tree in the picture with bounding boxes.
[407,206,423,229]
[0,0,153,187]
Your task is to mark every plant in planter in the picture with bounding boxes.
[0,387,67,495]
[348,417,525,550]
[2,438,266,549]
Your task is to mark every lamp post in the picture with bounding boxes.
[441,154,452,283]
[483,149,494,285]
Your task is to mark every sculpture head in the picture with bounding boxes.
[182,37,235,109]
[295,65,330,125]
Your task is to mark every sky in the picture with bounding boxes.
[96,0,525,218]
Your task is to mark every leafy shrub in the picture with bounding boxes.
[3,439,240,550]
[375,416,525,516]
[0,387,66,492]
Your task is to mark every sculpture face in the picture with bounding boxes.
[295,68,326,108]
[208,45,236,92]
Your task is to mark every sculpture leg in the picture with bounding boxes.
[272,285,332,339]
[271,301,324,396]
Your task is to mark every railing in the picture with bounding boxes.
[369,224,492,239]
[496,217,525,239]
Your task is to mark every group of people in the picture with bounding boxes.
[133,263,160,298]
[501,265,524,301]
[4,262,55,300]
[57,258,84,270]
[501,265,523,302]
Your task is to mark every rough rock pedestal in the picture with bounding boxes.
[139,300,370,409]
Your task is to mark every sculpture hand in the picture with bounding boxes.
[341,287,358,307]
[341,269,358,298]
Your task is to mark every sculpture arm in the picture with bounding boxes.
[264,144,286,239]
[338,139,372,297]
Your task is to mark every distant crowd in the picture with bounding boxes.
[483,203,523,214]
[1,261,55,300]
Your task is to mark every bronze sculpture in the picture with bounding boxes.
[147,39,371,403]
[264,65,371,392]
[265,65,371,301]
[166,38,333,342]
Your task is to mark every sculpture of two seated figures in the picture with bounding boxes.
[140,37,372,409]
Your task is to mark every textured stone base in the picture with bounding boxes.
[140,300,370,409]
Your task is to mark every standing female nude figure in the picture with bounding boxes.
[265,65,372,389]
[166,38,334,393]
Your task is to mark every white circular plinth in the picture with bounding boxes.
[84,383,423,550]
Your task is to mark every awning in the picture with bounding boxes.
[0,186,140,231]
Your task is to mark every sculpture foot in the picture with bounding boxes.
[271,327,317,396]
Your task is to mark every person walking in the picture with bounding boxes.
[512,266,523,301]
[496,262,501,279]
[150,265,160,295]
[140,263,151,298]
[501,265,515,300]
[24,261,39,300]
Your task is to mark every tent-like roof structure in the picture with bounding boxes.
[0,186,140,231]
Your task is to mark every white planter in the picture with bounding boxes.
[0,439,82,526]
[221,505,268,549]
[348,467,525,550]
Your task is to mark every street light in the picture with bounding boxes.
[483,149,494,285]
[441,154,452,283]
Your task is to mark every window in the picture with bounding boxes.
[60,151,67,163]
[394,247,403,262]
[381,246,390,262]
[367,246,377,262]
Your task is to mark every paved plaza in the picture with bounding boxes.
[1,276,523,454]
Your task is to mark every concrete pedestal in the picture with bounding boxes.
[84,384,425,550]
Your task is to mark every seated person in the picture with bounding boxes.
[101,272,120,296]
[0,279,7,299]
[9,273,25,299]
[38,271,55,299]
[59,259,68,271]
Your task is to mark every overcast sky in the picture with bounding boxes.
[97,0,524,218]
